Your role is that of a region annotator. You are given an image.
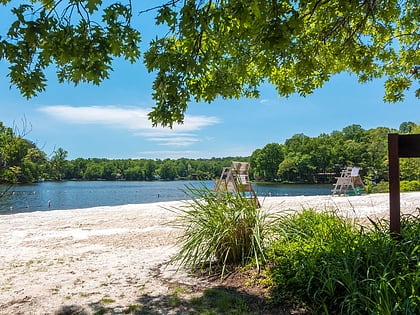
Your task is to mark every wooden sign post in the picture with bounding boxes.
[388,134,420,237]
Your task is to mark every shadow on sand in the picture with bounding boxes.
[55,284,296,315]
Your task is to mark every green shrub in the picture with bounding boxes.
[169,184,279,277]
[265,209,420,314]
[369,180,389,193]
[366,180,420,193]
[400,180,420,192]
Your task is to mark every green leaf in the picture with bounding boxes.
[85,0,102,14]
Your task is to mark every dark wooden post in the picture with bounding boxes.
[388,133,420,238]
[388,134,400,237]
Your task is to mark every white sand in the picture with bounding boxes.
[261,191,419,219]
[0,192,418,314]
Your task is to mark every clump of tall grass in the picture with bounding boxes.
[265,208,420,314]
[169,184,279,277]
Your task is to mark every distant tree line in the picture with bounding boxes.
[0,121,248,183]
[250,122,420,184]
[1,120,419,184]
[63,157,248,181]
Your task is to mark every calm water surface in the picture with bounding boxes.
[0,181,332,214]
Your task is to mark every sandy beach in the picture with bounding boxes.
[1,192,419,314]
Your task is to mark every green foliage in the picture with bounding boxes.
[366,180,420,194]
[0,121,48,183]
[49,147,68,180]
[265,209,420,314]
[0,120,250,183]
[159,159,178,180]
[144,0,420,126]
[252,123,405,183]
[400,158,420,181]
[61,156,248,181]
[0,0,140,98]
[250,143,284,181]
[399,121,417,134]
[1,119,419,186]
[251,122,420,185]
[401,180,420,192]
[1,1,419,126]
[169,184,279,277]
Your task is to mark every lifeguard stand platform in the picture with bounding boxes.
[332,166,365,196]
[214,161,260,207]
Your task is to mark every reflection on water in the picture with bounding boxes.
[0,181,332,214]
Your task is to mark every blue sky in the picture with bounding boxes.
[1,2,419,160]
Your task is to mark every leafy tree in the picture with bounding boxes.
[124,166,144,180]
[65,157,88,179]
[364,126,393,182]
[252,143,284,181]
[143,159,157,181]
[101,161,119,180]
[83,161,105,180]
[49,147,68,180]
[277,152,316,183]
[400,122,420,181]
[341,124,366,142]
[159,159,177,180]
[0,0,140,98]
[276,158,293,182]
[174,158,189,178]
[1,1,419,127]
[21,147,47,182]
[256,123,416,184]
[145,0,419,126]
[399,121,416,133]
[400,158,420,181]
[0,121,48,183]
[342,139,365,166]
[412,123,420,134]
[284,133,312,155]
[249,148,262,180]
[309,134,334,173]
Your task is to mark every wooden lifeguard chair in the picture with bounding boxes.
[214,162,260,207]
[332,166,365,196]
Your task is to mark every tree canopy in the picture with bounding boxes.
[1,0,419,126]
[0,121,49,183]
[249,122,420,184]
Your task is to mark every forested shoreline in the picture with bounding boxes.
[1,121,419,185]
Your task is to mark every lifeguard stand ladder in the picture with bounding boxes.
[332,166,365,196]
[214,162,260,207]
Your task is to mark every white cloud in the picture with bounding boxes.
[38,105,219,147]
[138,146,253,160]
[138,150,203,159]
[149,136,199,147]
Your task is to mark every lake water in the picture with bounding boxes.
[0,181,332,214]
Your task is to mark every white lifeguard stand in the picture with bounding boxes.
[332,166,365,196]
[214,161,260,207]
